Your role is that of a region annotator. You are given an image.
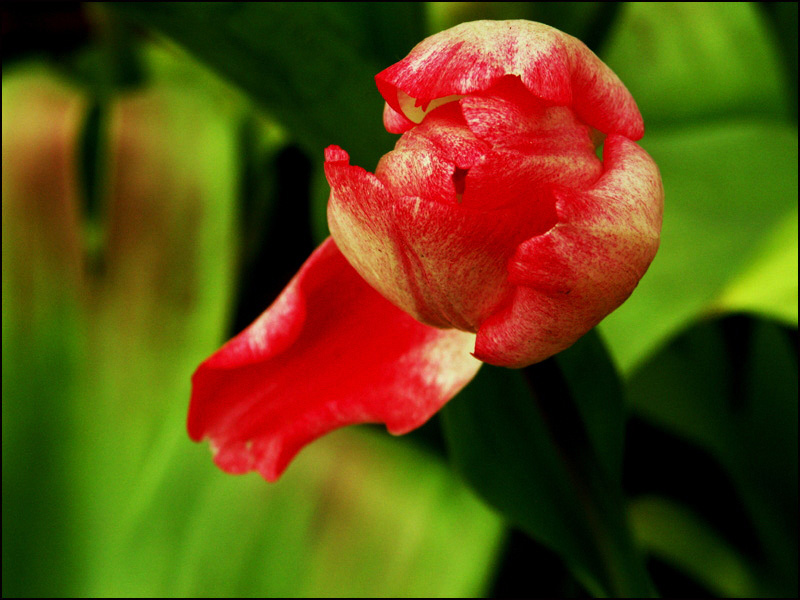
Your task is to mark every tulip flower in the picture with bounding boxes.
[189,20,663,481]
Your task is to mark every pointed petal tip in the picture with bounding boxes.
[325,145,350,163]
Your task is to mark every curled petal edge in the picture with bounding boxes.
[375,20,643,140]
[474,135,663,367]
[383,101,416,134]
[188,238,481,481]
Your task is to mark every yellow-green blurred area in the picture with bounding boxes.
[2,3,797,598]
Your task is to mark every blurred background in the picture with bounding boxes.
[3,2,797,597]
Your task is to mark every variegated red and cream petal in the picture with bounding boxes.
[375,20,643,139]
[458,77,602,193]
[393,102,491,171]
[327,142,557,332]
[474,135,663,367]
[325,145,422,319]
[388,194,554,331]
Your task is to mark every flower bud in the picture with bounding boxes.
[190,20,663,480]
[327,20,663,367]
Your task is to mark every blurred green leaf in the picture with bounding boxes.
[554,329,626,484]
[67,67,243,596]
[98,424,504,598]
[1,59,239,596]
[296,432,504,598]
[332,2,426,66]
[712,207,798,325]
[597,2,798,373]
[442,332,653,597]
[427,2,621,53]
[2,68,89,598]
[139,39,293,304]
[600,121,798,372]
[82,83,240,431]
[108,2,397,169]
[757,2,798,122]
[627,318,798,596]
[603,3,788,128]
[427,1,535,33]
[630,496,757,598]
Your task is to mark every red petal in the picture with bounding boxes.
[375,141,460,205]
[327,142,555,332]
[565,40,644,140]
[459,76,602,194]
[474,136,663,367]
[393,102,491,171]
[389,195,551,331]
[377,82,600,212]
[375,20,643,139]
[188,238,481,481]
[324,144,350,163]
[383,101,416,134]
[456,78,602,210]
[324,149,420,319]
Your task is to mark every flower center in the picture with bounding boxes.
[397,89,463,124]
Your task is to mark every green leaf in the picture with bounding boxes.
[712,207,798,325]
[756,2,798,122]
[104,425,504,598]
[442,331,653,597]
[630,496,757,598]
[627,318,798,596]
[554,329,626,483]
[109,2,396,168]
[600,121,798,373]
[603,3,788,128]
[65,66,245,595]
[2,67,90,598]
[597,3,797,373]
[1,59,242,596]
[333,2,426,67]
[426,2,621,53]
